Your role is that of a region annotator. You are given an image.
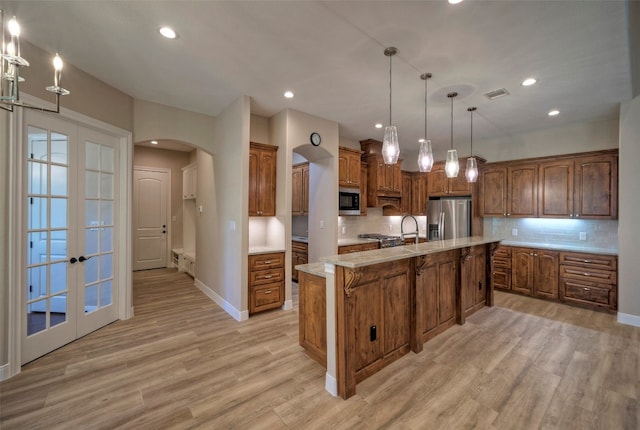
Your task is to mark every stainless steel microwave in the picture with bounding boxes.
[339,188,361,216]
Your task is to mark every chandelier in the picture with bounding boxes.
[1,9,70,113]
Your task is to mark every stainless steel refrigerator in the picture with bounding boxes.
[426,197,472,241]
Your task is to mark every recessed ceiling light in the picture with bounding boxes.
[522,78,537,87]
[375,123,383,129]
[159,26,177,39]
[151,140,158,145]
[284,91,294,98]
[448,0,464,4]
[548,110,560,116]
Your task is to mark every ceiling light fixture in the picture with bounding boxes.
[0,9,70,113]
[445,92,459,178]
[548,109,560,116]
[465,107,478,183]
[381,47,400,165]
[159,26,177,39]
[284,91,294,98]
[417,73,434,173]
[448,0,464,4]
[522,78,537,86]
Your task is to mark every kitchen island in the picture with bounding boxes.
[296,236,503,399]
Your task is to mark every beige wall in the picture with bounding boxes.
[133,147,193,249]
[250,114,270,144]
[133,100,214,152]
[618,94,640,321]
[20,41,133,131]
[1,109,9,367]
[196,96,250,317]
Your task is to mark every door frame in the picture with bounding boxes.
[5,94,133,379]
[132,165,172,269]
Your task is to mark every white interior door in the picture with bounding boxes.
[22,111,120,363]
[132,168,169,271]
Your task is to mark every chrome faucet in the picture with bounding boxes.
[400,215,420,245]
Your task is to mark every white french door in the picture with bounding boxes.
[22,111,120,363]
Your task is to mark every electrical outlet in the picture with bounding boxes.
[341,226,346,235]
[579,232,587,240]
[388,224,393,232]
[512,228,518,236]
[320,220,325,229]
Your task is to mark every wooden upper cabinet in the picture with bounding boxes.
[360,162,368,215]
[360,139,402,209]
[427,160,472,197]
[539,160,574,218]
[249,142,278,217]
[338,147,362,188]
[480,166,507,217]
[574,154,617,219]
[411,172,428,216]
[401,171,412,215]
[292,162,309,216]
[508,163,538,217]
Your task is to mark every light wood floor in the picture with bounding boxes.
[1,268,638,429]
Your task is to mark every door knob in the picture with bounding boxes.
[69,257,77,264]
[78,255,91,262]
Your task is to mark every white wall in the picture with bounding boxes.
[618,94,640,322]
[250,114,270,144]
[0,109,9,369]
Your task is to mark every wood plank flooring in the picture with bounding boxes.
[1,268,638,429]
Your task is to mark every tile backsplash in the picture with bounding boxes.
[485,217,618,250]
[339,208,427,238]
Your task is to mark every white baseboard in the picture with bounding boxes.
[617,312,640,327]
[194,278,248,321]
[0,362,16,381]
[325,373,338,397]
[283,299,293,311]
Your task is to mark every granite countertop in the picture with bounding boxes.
[248,246,286,255]
[292,236,308,243]
[323,236,504,269]
[295,262,326,278]
[500,240,618,256]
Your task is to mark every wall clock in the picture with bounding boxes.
[310,132,321,146]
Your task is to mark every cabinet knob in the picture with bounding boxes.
[584,273,590,276]
[576,214,580,218]
[533,253,538,257]
[507,213,511,217]
[583,259,591,263]
[583,287,590,291]
[263,260,272,264]
[263,275,273,279]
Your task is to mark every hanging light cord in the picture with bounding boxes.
[424,76,428,139]
[450,95,454,150]
[389,52,392,126]
[470,109,473,156]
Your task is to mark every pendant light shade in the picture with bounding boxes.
[445,92,459,178]
[465,106,478,183]
[381,47,399,165]
[417,72,434,172]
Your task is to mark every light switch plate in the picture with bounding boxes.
[512,228,518,236]
[579,232,587,240]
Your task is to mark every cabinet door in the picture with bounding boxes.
[401,171,412,214]
[511,248,534,295]
[248,149,259,216]
[411,172,427,216]
[291,165,303,215]
[574,154,617,219]
[338,152,350,187]
[382,269,411,355]
[508,164,538,217]
[534,250,559,299]
[302,164,310,214]
[348,153,361,187]
[257,148,277,216]
[480,166,507,217]
[384,164,395,191]
[461,246,487,316]
[427,163,448,196]
[448,165,471,195]
[353,281,383,372]
[539,160,574,218]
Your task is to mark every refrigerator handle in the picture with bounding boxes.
[439,212,445,240]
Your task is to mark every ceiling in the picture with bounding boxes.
[2,1,632,157]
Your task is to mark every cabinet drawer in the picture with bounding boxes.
[561,280,615,308]
[250,268,284,286]
[249,252,284,270]
[559,252,616,271]
[492,269,511,291]
[251,283,282,312]
[560,265,616,285]
[292,241,308,253]
[492,257,511,269]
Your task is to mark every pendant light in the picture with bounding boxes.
[465,107,479,183]
[382,47,400,165]
[445,92,459,178]
[417,73,434,172]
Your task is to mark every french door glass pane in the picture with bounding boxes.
[51,165,68,196]
[28,197,47,230]
[85,200,99,226]
[100,254,113,279]
[85,142,101,170]
[85,229,99,255]
[101,173,114,199]
[86,171,100,198]
[101,201,113,225]
[27,231,47,265]
[28,126,48,161]
[27,301,47,336]
[50,262,67,295]
[50,198,68,229]
[85,284,98,310]
[28,162,47,195]
[50,230,68,262]
[27,265,47,301]
[101,146,114,172]
[100,228,113,253]
[85,257,98,285]
[51,132,68,164]
[101,281,113,306]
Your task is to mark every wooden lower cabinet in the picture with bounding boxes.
[460,245,488,320]
[291,241,308,282]
[338,242,379,254]
[416,250,458,343]
[298,271,327,367]
[511,247,559,299]
[491,245,512,291]
[559,251,617,311]
[248,252,285,315]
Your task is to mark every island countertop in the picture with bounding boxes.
[321,235,504,268]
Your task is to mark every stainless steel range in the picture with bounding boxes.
[357,233,405,248]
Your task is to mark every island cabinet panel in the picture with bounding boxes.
[298,271,327,367]
[415,250,458,344]
[336,259,413,398]
[460,245,488,320]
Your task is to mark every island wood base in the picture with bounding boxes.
[298,241,499,399]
